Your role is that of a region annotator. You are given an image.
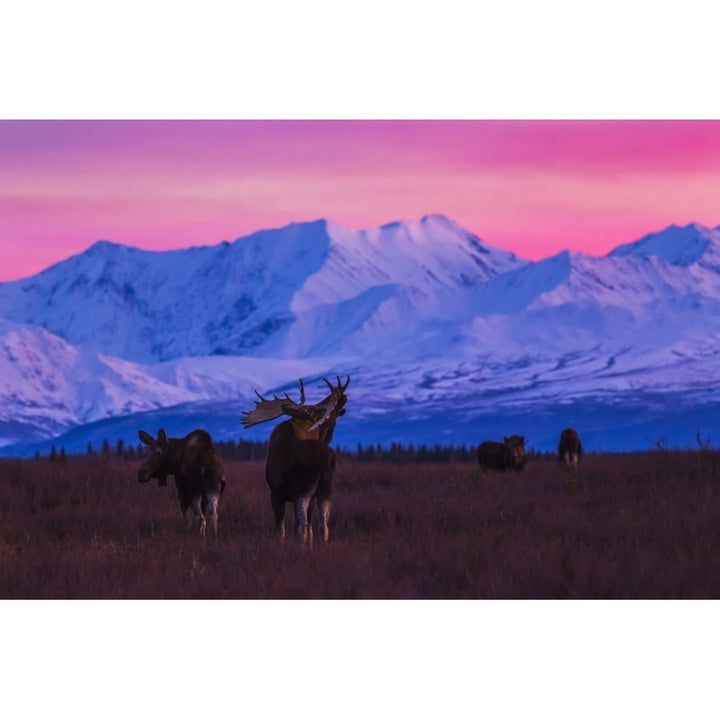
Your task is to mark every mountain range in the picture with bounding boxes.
[1,215,719,455]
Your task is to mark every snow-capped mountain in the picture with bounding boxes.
[1,215,719,455]
[0,214,525,363]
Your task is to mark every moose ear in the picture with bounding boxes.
[158,429,168,443]
[138,430,154,446]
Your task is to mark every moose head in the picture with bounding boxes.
[137,428,173,484]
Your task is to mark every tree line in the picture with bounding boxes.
[35,437,571,464]
[39,438,494,463]
[42,438,271,462]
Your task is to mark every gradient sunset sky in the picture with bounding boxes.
[2,119,720,282]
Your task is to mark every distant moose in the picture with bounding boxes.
[138,428,226,539]
[558,428,582,470]
[476,435,527,473]
[242,376,350,543]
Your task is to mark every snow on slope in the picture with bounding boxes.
[145,353,347,399]
[0,318,204,446]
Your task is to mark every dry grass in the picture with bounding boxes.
[2,450,720,598]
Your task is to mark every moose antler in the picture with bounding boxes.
[242,376,350,430]
[241,380,306,428]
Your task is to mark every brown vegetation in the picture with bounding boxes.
[2,450,720,598]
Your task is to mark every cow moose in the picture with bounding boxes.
[476,435,527,473]
[558,427,582,472]
[138,428,226,539]
[241,376,350,543]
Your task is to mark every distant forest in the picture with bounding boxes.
[35,440,568,464]
[36,438,551,464]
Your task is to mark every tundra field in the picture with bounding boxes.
[2,450,720,599]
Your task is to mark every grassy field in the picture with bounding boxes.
[2,449,720,598]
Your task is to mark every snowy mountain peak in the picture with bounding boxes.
[419,213,464,230]
[87,239,123,253]
[76,238,147,262]
[609,222,720,268]
[272,218,329,235]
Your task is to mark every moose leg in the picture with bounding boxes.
[205,493,220,540]
[270,490,286,538]
[189,496,207,538]
[179,495,193,532]
[293,497,312,543]
[316,497,331,542]
[176,477,191,523]
[307,498,317,546]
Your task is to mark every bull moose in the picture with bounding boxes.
[476,435,527,473]
[138,428,226,539]
[242,376,349,542]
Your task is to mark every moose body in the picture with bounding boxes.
[266,421,336,542]
[243,376,349,542]
[558,428,582,470]
[138,428,226,538]
[477,435,526,472]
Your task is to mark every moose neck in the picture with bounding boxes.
[164,438,186,473]
[289,417,322,441]
[289,417,336,445]
[322,424,336,446]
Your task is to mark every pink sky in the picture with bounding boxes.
[1,120,720,282]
